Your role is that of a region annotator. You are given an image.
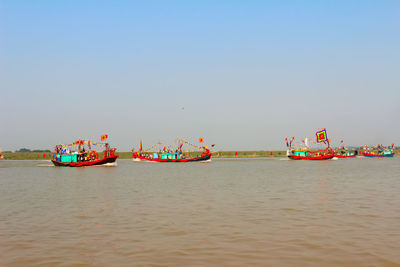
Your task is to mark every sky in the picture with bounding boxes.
[1,0,399,151]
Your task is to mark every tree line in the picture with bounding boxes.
[14,148,51,153]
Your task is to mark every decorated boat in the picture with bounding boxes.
[286,129,335,160]
[333,140,358,158]
[51,135,118,167]
[132,138,213,163]
[362,144,395,158]
[288,148,334,160]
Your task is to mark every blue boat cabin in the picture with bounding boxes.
[152,152,182,159]
[292,150,308,157]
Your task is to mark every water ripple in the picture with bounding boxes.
[1,158,400,266]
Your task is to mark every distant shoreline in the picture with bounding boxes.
[2,150,398,160]
[1,151,288,160]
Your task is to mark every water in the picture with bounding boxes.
[1,158,399,266]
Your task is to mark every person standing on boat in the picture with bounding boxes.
[104,143,109,158]
[82,147,87,161]
[201,146,210,156]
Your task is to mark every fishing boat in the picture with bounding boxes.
[51,135,118,167]
[288,148,335,160]
[132,138,213,163]
[333,141,358,158]
[362,145,395,158]
[286,129,335,160]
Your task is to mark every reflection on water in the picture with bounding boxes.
[1,158,400,266]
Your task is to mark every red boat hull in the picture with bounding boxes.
[51,155,118,167]
[133,153,212,162]
[288,154,334,160]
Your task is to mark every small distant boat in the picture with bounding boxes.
[362,144,395,158]
[286,128,334,160]
[51,135,118,167]
[132,138,213,163]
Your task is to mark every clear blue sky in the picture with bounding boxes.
[1,0,399,151]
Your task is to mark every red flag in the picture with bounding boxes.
[199,138,204,143]
[139,139,143,152]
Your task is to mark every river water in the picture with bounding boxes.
[0,158,399,266]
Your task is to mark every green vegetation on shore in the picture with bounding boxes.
[1,152,52,160]
[211,151,286,158]
[117,151,287,159]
